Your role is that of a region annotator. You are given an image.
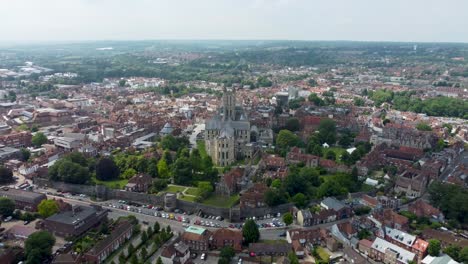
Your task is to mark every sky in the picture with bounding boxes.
[1,0,467,43]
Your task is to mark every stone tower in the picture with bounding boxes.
[222,87,236,121]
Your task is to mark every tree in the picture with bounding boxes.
[20,148,31,162]
[32,132,47,147]
[285,118,300,132]
[288,251,300,264]
[283,212,293,226]
[325,150,336,161]
[308,93,324,106]
[49,159,90,184]
[219,246,235,262]
[353,97,365,106]
[118,79,126,87]
[292,193,308,208]
[157,257,163,264]
[264,188,288,206]
[0,166,14,184]
[141,246,148,260]
[428,239,441,256]
[197,181,214,200]
[242,219,260,244]
[25,231,55,264]
[119,253,126,264]
[122,168,137,179]
[173,157,193,185]
[317,119,337,144]
[147,157,158,177]
[151,178,168,193]
[128,244,135,255]
[416,122,432,131]
[160,135,179,151]
[271,179,282,188]
[130,254,138,264]
[141,230,148,243]
[38,200,59,218]
[358,229,371,240]
[153,221,160,233]
[0,197,15,216]
[276,130,300,150]
[157,159,170,179]
[96,157,120,181]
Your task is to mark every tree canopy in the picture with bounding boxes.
[25,231,56,264]
[38,199,59,218]
[96,157,120,181]
[242,219,260,244]
[0,197,15,216]
[32,132,48,147]
[0,166,14,184]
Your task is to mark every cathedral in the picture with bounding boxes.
[205,87,251,166]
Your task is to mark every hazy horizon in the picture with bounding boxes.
[1,0,468,43]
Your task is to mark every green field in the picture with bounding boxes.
[323,146,347,163]
[185,187,199,196]
[93,177,128,189]
[197,140,208,159]
[165,185,187,193]
[179,195,197,202]
[202,194,240,208]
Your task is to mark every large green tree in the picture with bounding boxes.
[32,132,48,147]
[276,129,300,150]
[173,157,193,185]
[0,197,15,216]
[96,157,120,181]
[428,239,441,256]
[25,231,55,264]
[318,119,337,144]
[38,199,59,218]
[242,219,260,244]
[0,166,14,184]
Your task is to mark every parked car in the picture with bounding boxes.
[200,253,206,260]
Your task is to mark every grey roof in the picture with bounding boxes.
[385,226,416,247]
[422,254,460,264]
[206,115,222,130]
[371,237,415,264]
[321,197,346,211]
[46,205,99,225]
[0,188,46,204]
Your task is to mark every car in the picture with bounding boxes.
[200,253,206,260]
[190,253,198,259]
[24,221,30,225]
[229,224,235,228]
[142,221,149,225]
[4,216,12,222]
[182,223,189,227]
[238,257,243,263]
[279,231,287,237]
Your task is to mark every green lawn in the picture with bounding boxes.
[197,140,208,159]
[165,185,187,193]
[202,194,240,208]
[185,187,199,196]
[179,195,197,202]
[93,177,128,189]
[323,146,347,163]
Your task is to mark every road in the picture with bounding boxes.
[189,123,205,147]
[40,190,351,244]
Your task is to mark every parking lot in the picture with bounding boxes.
[102,200,286,230]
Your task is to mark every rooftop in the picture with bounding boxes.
[185,226,206,235]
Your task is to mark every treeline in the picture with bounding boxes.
[429,182,468,226]
[369,90,468,119]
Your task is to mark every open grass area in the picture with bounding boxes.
[185,187,199,196]
[179,195,197,202]
[202,194,240,208]
[165,185,187,193]
[93,177,128,189]
[323,146,347,163]
[197,140,208,159]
